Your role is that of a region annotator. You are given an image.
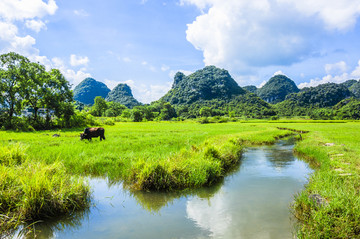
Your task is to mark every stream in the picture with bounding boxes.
[22,138,312,239]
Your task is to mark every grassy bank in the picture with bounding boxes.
[0,143,91,237]
[274,122,360,238]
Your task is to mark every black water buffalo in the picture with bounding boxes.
[80,127,105,141]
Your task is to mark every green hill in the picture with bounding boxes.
[257,75,299,104]
[106,83,141,108]
[161,66,246,105]
[73,78,110,105]
[286,83,353,107]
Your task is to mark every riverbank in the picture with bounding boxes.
[276,122,360,238]
[0,144,91,237]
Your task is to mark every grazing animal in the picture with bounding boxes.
[80,127,105,141]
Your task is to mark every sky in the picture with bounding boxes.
[1,0,360,103]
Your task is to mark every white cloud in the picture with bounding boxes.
[278,0,360,31]
[298,60,360,88]
[325,61,347,75]
[25,19,47,32]
[49,57,91,87]
[118,80,172,103]
[0,0,57,21]
[350,60,360,78]
[182,0,360,72]
[273,70,287,77]
[140,0,148,4]
[70,54,89,67]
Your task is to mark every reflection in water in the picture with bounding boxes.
[15,138,311,239]
[186,139,311,239]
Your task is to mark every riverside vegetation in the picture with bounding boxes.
[1,121,360,238]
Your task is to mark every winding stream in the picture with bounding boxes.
[26,138,312,239]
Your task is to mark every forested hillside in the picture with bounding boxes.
[106,83,141,108]
[73,78,110,105]
[257,75,299,104]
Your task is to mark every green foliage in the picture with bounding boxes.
[243,85,258,93]
[257,74,299,104]
[73,78,110,105]
[0,144,90,232]
[91,96,108,116]
[0,52,30,127]
[161,66,245,105]
[349,80,360,98]
[105,83,141,108]
[105,102,127,117]
[0,52,75,130]
[334,98,360,119]
[340,79,358,88]
[200,107,212,117]
[286,83,352,108]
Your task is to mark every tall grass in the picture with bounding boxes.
[0,143,91,236]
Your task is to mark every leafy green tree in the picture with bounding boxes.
[92,96,108,116]
[121,109,131,118]
[131,108,143,122]
[0,52,29,127]
[105,102,127,117]
[200,107,212,117]
[45,69,74,127]
[22,62,48,122]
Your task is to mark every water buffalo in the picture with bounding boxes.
[80,127,105,141]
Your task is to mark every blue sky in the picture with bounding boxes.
[1,0,360,103]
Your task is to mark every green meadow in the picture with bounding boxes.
[1,120,360,238]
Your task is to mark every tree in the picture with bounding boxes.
[200,107,212,117]
[105,101,127,117]
[0,52,30,127]
[92,96,108,116]
[131,108,143,122]
[44,69,74,127]
[22,62,48,123]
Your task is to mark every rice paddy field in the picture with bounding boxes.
[1,120,360,238]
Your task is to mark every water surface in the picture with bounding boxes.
[30,138,312,239]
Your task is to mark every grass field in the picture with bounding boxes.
[1,120,360,238]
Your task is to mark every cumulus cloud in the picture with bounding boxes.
[0,0,57,21]
[70,54,89,67]
[182,0,360,72]
[278,0,360,31]
[118,80,172,103]
[51,57,91,87]
[25,19,47,32]
[0,0,57,58]
[298,60,360,88]
[325,61,348,75]
[273,70,287,77]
